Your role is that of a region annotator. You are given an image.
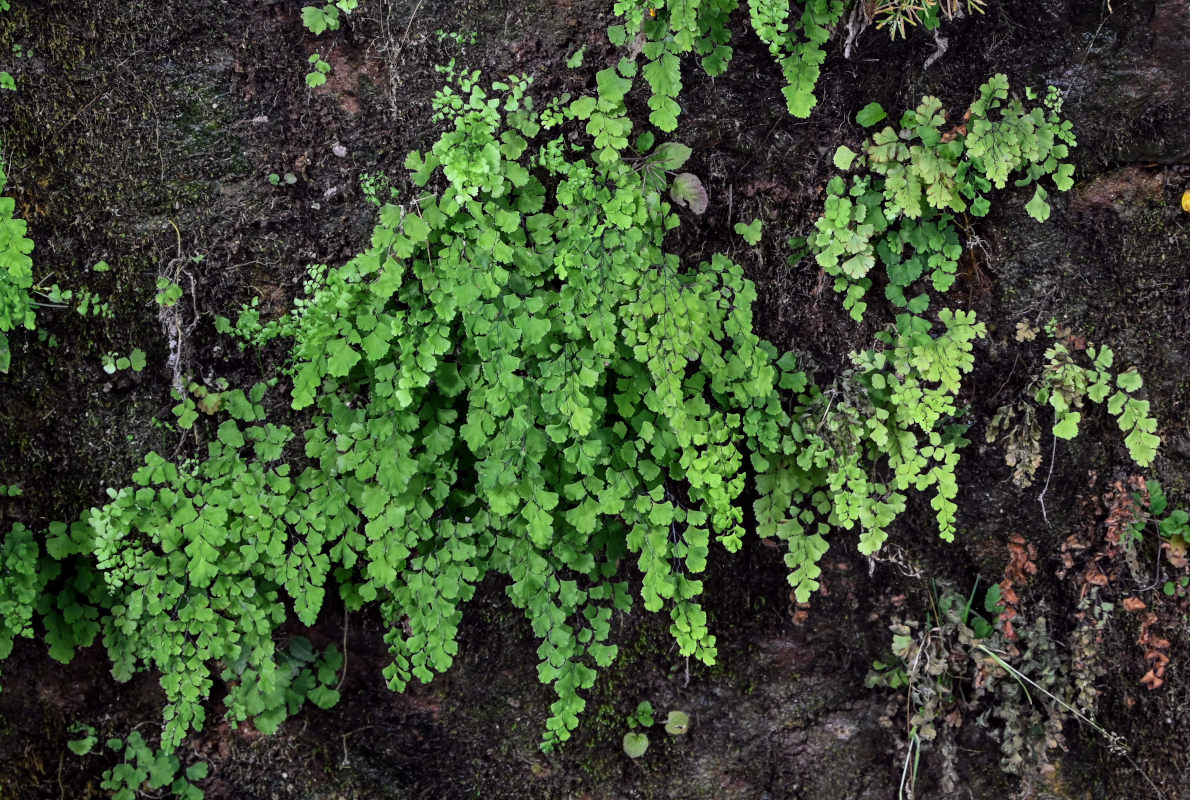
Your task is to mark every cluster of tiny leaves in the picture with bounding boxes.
[0,387,345,754]
[101,731,208,800]
[84,383,335,751]
[282,62,796,749]
[817,75,1075,322]
[1,519,102,688]
[1130,479,1187,545]
[608,0,844,129]
[0,2,32,372]
[1035,327,1160,466]
[764,77,1075,573]
[0,524,48,679]
[0,70,1091,763]
[0,61,803,756]
[747,0,844,117]
[755,307,983,593]
[0,151,36,373]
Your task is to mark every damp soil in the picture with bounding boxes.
[0,0,1188,798]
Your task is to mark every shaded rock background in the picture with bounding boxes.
[0,0,1187,797]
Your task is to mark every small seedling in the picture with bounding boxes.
[627,700,655,729]
[434,29,479,46]
[102,349,147,374]
[100,731,208,800]
[306,53,331,88]
[67,722,98,756]
[155,277,183,308]
[734,219,762,245]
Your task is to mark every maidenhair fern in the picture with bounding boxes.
[813,75,1075,322]
[283,62,796,748]
[0,70,1105,766]
[988,322,1161,473]
[0,152,36,373]
[0,524,46,680]
[610,0,844,129]
[759,76,1075,592]
[607,0,989,131]
[0,0,32,374]
[0,61,799,755]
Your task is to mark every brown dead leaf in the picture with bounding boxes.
[1164,535,1189,568]
[1005,534,1038,583]
[1121,596,1147,612]
[791,600,811,627]
[1140,670,1164,690]
[1145,650,1170,669]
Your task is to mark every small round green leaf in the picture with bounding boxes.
[67,732,97,756]
[733,219,763,246]
[622,732,649,758]
[833,146,858,171]
[185,761,210,781]
[1025,185,1051,222]
[856,102,887,127]
[664,710,690,735]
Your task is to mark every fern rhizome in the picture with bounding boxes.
[6,66,1153,762]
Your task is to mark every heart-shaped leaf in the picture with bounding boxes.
[622,732,649,758]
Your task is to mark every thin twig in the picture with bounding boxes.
[394,0,423,58]
[1037,413,1058,526]
[1064,4,1114,104]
